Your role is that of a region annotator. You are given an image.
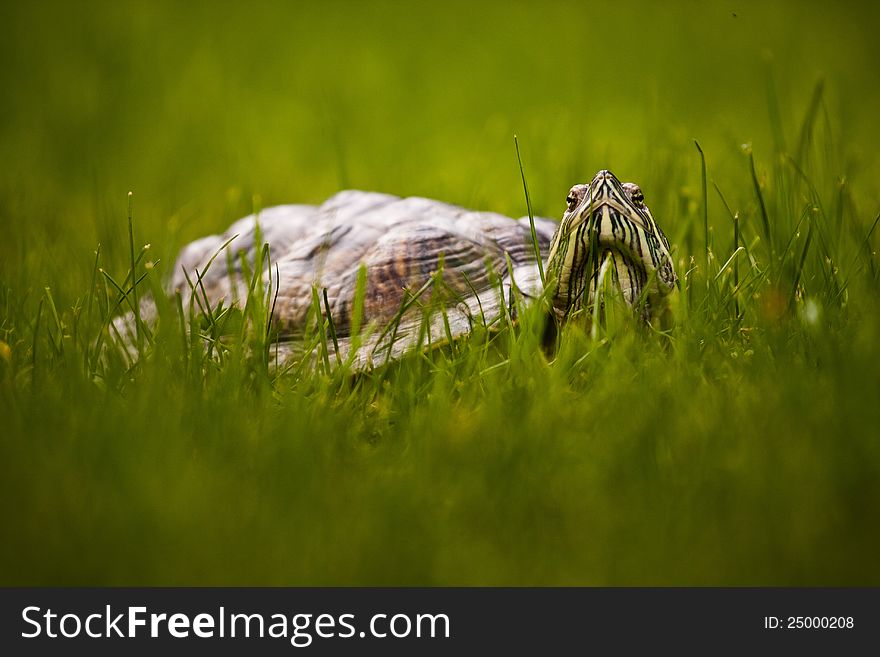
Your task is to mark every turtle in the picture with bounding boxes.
[115,169,676,368]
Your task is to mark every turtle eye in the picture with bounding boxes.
[631,188,645,205]
[566,189,579,211]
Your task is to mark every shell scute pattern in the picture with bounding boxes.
[164,191,555,365]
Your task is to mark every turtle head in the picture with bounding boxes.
[546,169,675,322]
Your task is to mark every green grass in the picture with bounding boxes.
[2,0,880,585]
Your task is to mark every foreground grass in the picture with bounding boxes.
[1,1,879,585]
[2,296,879,585]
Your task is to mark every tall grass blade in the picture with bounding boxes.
[127,192,142,355]
[514,134,545,287]
[322,287,341,365]
[790,213,815,307]
[311,285,331,373]
[349,263,368,361]
[748,150,773,257]
[694,140,710,285]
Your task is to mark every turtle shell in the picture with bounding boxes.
[171,190,557,368]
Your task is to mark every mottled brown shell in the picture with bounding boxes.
[171,190,557,367]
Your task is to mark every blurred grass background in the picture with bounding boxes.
[1,0,880,584]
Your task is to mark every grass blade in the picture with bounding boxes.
[322,287,341,365]
[127,191,142,355]
[514,134,545,287]
[694,140,710,282]
[311,285,331,373]
[748,150,773,258]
